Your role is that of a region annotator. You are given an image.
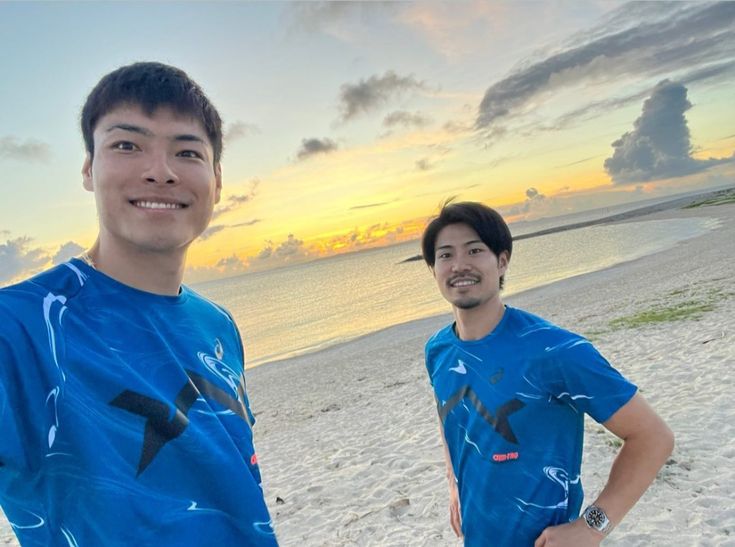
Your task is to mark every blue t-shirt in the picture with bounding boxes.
[425,306,636,546]
[0,259,277,546]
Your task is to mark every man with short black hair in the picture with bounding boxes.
[0,62,277,545]
[422,201,673,546]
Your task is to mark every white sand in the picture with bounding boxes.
[2,202,734,546]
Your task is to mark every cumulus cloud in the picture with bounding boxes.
[0,136,51,162]
[254,234,310,263]
[0,237,49,284]
[502,187,549,218]
[52,241,85,265]
[604,80,732,184]
[476,2,735,130]
[224,121,260,143]
[383,110,432,129]
[296,138,338,160]
[338,71,427,122]
[185,254,249,284]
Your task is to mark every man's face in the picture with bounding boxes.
[82,105,221,258]
[432,223,508,311]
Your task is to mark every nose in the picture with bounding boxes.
[450,258,471,273]
[142,153,178,185]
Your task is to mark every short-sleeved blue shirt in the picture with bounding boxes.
[425,306,636,546]
[0,259,277,546]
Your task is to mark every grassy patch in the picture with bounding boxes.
[683,189,735,209]
[608,300,715,330]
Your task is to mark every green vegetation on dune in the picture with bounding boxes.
[591,285,733,335]
[608,300,715,329]
[683,188,735,209]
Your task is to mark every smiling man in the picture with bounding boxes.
[421,202,673,546]
[0,63,277,545]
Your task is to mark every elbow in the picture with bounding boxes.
[662,423,675,459]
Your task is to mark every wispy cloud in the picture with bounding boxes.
[211,178,260,220]
[200,219,261,241]
[415,158,434,171]
[350,201,390,210]
[604,80,733,184]
[338,71,427,122]
[476,2,735,130]
[0,136,51,162]
[224,121,260,143]
[383,110,432,129]
[296,137,338,160]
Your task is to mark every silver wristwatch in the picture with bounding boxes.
[582,504,612,535]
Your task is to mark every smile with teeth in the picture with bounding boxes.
[131,200,186,210]
[450,277,479,288]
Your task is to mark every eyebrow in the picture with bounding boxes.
[436,239,484,251]
[105,124,206,144]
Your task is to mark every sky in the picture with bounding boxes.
[1,1,734,285]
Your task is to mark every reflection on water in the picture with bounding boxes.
[195,217,717,367]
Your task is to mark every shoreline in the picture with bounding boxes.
[257,187,733,371]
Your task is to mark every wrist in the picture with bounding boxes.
[581,504,613,536]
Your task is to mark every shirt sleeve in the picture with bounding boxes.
[549,336,638,423]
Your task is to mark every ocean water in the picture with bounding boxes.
[195,215,718,367]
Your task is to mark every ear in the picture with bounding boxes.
[497,251,510,275]
[82,153,93,192]
[214,163,222,204]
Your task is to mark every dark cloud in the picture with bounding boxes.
[224,121,260,143]
[604,80,732,184]
[296,138,338,160]
[0,136,51,162]
[338,71,426,122]
[52,242,85,265]
[383,110,432,129]
[0,237,48,284]
[476,2,735,129]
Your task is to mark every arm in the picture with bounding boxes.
[438,418,463,538]
[535,393,674,546]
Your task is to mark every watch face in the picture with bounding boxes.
[587,507,606,528]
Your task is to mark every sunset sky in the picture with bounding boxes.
[1,1,734,284]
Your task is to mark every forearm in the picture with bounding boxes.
[593,417,674,527]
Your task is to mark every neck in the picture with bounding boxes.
[453,296,505,341]
[87,239,186,296]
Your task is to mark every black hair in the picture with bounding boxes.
[421,201,513,288]
[81,62,223,164]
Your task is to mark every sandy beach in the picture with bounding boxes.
[2,200,734,545]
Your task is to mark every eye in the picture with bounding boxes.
[177,149,204,160]
[436,252,451,260]
[468,247,484,255]
[111,141,138,152]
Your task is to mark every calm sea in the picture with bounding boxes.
[194,213,718,368]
